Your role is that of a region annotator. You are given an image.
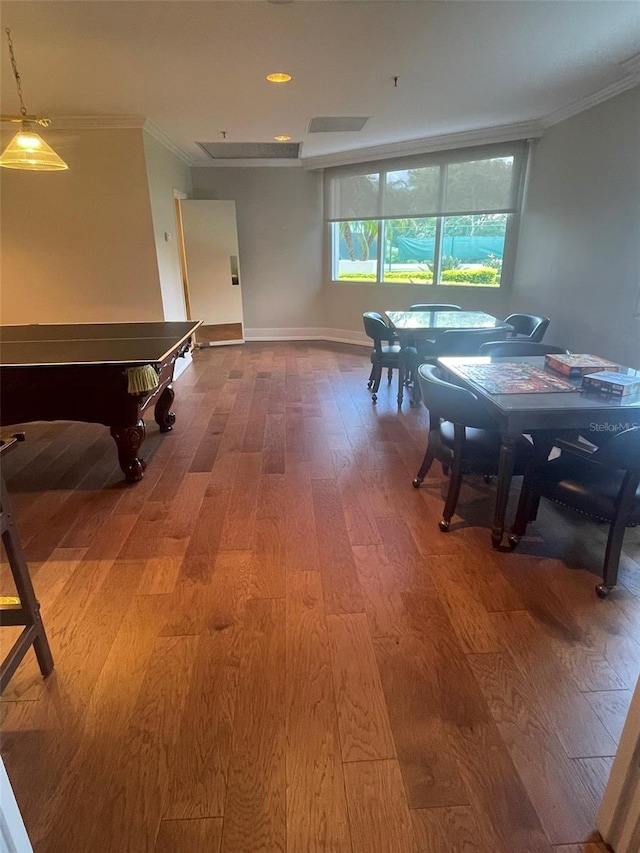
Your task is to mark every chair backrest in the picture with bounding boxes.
[478,341,570,357]
[432,327,509,356]
[417,364,497,430]
[409,303,461,311]
[363,312,394,351]
[592,427,640,473]
[504,313,550,342]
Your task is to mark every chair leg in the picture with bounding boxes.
[440,457,464,532]
[412,446,435,488]
[387,367,393,384]
[440,426,465,532]
[370,363,382,403]
[367,364,375,389]
[596,517,627,597]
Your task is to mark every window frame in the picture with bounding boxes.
[325,141,529,289]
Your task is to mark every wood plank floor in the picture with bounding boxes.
[1,341,638,853]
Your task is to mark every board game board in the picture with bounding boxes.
[456,362,579,394]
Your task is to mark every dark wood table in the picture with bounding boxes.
[438,355,640,548]
[0,321,201,482]
[386,310,513,405]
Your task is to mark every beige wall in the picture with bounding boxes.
[191,166,325,336]
[0,127,164,324]
[512,86,640,367]
[143,130,192,321]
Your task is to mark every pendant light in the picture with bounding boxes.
[0,28,68,171]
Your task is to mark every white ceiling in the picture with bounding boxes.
[1,1,639,168]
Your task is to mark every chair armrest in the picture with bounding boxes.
[554,434,599,460]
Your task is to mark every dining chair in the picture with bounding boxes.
[509,426,640,598]
[406,327,510,405]
[478,341,569,357]
[413,364,535,531]
[409,303,462,311]
[362,312,401,403]
[503,313,550,342]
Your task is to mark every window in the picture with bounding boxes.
[325,143,528,287]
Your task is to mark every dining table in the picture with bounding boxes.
[437,355,640,549]
[386,310,513,406]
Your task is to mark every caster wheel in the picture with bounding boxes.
[412,477,422,489]
[507,535,519,550]
[371,394,377,404]
[483,475,494,484]
[595,584,611,599]
[438,519,450,532]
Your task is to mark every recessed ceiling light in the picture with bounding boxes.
[274,135,291,142]
[266,72,292,83]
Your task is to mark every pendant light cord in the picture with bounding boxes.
[5,29,28,118]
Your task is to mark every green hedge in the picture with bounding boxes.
[338,267,498,285]
[441,267,497,284]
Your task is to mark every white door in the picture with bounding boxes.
[177,200,244,346]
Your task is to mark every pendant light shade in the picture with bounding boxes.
[0,128,68,171]
[0,28,68,172]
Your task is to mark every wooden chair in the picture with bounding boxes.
[406,327,510,405]
[503,313,550,342]
[478,341,569,357]
[362,312,401,403]
[1,433,54,693]
[413,364,535,531]
[409,303,461,311]
[510,426,640,598]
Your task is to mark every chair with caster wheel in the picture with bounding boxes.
[412,364,535,531]
[362,312,401,404]
[510,426,640,598]
[406,327,510,406]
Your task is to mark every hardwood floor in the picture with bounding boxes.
[1,341,638,853]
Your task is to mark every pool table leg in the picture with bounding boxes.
[110,420,147,483]
[154,384,176,433]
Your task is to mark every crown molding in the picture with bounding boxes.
[142,119,192,165]
[542,58,640,128]
[300,120,544,170]
[48,115,146,130]
[620,52,640,80]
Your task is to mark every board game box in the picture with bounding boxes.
[544,353,619,377]
[581,371,640,398]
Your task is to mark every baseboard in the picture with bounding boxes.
[244,327,369,347]
[195,339,246,348]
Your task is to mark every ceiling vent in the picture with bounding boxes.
[198,141,300,160]
[307,116,369,133]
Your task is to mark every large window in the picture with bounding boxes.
[325,143,528,287]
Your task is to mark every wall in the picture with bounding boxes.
[512,86,640,367]
[190,166,324,337]
[142,130,192,321]
[0,127,164,325]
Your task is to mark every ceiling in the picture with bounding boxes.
[1,1,639,168]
